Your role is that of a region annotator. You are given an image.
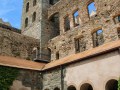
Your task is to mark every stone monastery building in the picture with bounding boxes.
[0,0,120,90]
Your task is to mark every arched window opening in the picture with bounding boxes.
[80,83,93,90]
[75,37,86,53]
[49,13,60,38]
[73,10,80,27]
[33,0,37,6]
[54,87,60,90]
[48,48,51,60]
[67,85,76,90]
[114,15,120,24]
[117,28,120,39]
[105,79,118,90]
[92,29,104,47]
[32,12,36,22]
[64,16,70,32]
[56,51,59,60]
[26,2,29,12]
[32,47,39,60]
[87,2,96,17]
[49,0,60,5]
[25,18,28,28]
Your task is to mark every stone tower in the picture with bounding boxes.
[21,0,60,61]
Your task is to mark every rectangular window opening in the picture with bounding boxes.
[73,11,80,27]
[64,16,70,32]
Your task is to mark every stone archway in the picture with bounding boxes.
[54,87,60,90]
[105,79,118,90]
[67,85,76,90]
[80,83,93,90]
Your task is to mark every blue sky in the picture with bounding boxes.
[0,0,23,29]
[88,2,96,15]
[0,1,95,29]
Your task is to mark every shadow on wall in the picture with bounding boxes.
[10,80,31,90]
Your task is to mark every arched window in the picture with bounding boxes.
[32,12,36,22]
[67,85,76,90]
[25,18,28,27]
[48,48,51,60]
[32,47,39,60]
[80,83,93,90]
[105,79,118,90]
[117,28,120,39]
[92,29,104,47]
[87,2,96,17]
[49,12,60,38]
[64,16,70,31]
[33,0,37,6]
[54,87,60,90]
[26,2,29,12]
[73,10,80,27]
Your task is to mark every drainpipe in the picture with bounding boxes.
[118,47,120,54]
[61,66,64,90]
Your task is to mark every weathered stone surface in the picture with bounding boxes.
[47,0,120,60]
[0,27,39,60]
[42,68,61,90]
[10,69,42,90]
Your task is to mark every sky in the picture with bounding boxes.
[0,0,23,29]
[0,1,96,29]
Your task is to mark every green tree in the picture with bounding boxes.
[0,66,19,90]
[118,78,120,90]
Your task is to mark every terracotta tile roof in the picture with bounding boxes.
[43,40,120,70]
[0,56,45,70]
[0,40,120,71]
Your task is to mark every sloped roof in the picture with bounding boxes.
[0,40,120,71]
[43,40,120,70]
[0,56,45,71]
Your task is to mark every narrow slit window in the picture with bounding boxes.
[25,18,28,27]
[88,2,96,17]
[56,52,59,60]
[26,2,29,12]
[32,12,36,22]
[117,29,120,39]
[75,38,80,53]
[33,0,37,6]
[73,10,80,27]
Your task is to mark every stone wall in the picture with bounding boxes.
[42,68,61,90]
[0,27,39,60]
[21,0,41,39]
[21,0,54,61]
[10,68,42,90]
[47,0,120,61]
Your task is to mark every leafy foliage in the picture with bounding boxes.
[0,66,19,90]
[118,78,120,90]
